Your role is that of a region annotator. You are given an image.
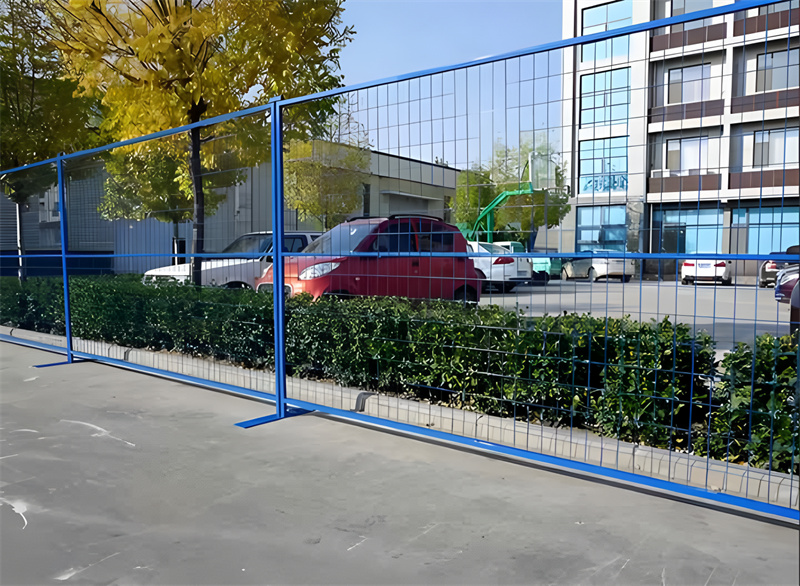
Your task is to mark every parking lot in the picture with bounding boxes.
[480,280,790,348]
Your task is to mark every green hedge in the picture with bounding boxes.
[1,275,797,473]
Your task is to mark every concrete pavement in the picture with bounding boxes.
[1,342,798,585]
[481,281,791,347]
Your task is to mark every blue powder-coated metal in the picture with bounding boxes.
[56,157,74,364]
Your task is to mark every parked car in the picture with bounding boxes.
[256,216,481,302]
[760,245,799,287]
[494,241,547,283]
[680,259,732,286]
[531,248,563,280]
[775,265,799,304]
[143,231,320,289]
[467,241,531,292]
[775,265,800,334]
[561,250,635,282]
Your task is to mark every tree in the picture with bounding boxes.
[284,98,371,229]
[453,135,571,248]
[0,0,101,280]
[46,0,354,284]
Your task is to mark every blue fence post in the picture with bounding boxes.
[56,155,74,363]
[270,98,287,419]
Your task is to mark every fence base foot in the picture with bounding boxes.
[34,359,86,368]
[235,407,313,429]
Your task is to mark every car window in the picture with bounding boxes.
[374,221,417,253]
[284,237,306,253]
[222,234,272,254]
[480,242,509,254]
[417,220,455,253]
[305,223,378,255]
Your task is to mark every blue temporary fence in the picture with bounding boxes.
[0,0,798,521]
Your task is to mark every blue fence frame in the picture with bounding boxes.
[1,0,798,522]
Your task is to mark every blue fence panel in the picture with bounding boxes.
[0,0,797,520]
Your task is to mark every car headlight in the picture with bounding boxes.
[298,262,340,281]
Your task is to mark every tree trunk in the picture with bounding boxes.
[188,100,207,286]
[172,220,181,266]
[16,201,26,282]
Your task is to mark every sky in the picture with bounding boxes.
[337,0,564,88]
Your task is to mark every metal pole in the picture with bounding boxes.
[56,156,74,363]
[270,99,287,419]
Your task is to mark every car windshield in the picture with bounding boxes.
[221,234,272,254]
[304,222,379,255]
[479,242,509,254]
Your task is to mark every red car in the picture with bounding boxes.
[256,216,481,302]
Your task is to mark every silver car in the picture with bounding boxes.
[561,250,636,282]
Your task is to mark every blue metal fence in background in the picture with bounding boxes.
[1,0,798,521]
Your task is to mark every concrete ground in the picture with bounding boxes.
[1,342,797,586]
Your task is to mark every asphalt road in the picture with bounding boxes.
[481,280,790,348]
[1,342,798,585]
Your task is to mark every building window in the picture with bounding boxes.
[579,137,628,194]
[733,206,800,254]
[756,49,799,92]
[580,68,630,127]
[668,64,711,104]
[581,0,632,62]
[671,0,714,31]
[753,127,799,167]
[758,0,799,15]
[654,207,723,254]
[666,137,708,175]
[576,205,627,251]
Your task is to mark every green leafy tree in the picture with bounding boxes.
[46,0,354,283]
[0,0,101,280]
[453,136,570,246]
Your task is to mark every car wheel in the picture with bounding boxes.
[722,277,732,286]
[225,282,251,290]
[588,267,597,282]
[759,280,766,288]
[454,286,478,305]
[681,277,688,285]
[622,275,632,283]
[502,282,516,293]
[561,268,569,281]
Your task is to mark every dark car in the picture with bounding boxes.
[759,249,797,288]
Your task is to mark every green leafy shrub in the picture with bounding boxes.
[701,332,799,473]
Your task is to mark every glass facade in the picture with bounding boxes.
[579,137,628,194]
[576,204,627,251]
[581,0,632,62]
[654,208,724,254]
[580,68,630,127]
[733,206,800,254]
